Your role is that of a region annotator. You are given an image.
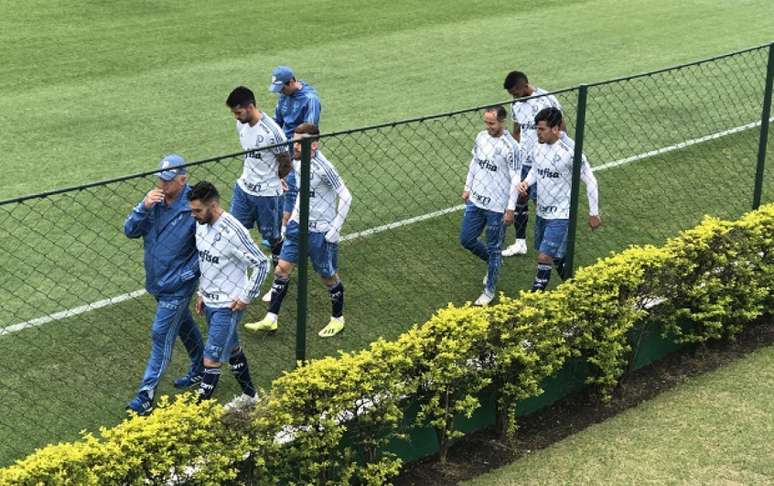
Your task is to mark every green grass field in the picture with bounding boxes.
[463,345,774,485]
[1,0,773,467]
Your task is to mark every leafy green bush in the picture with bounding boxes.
[1,204,771,485]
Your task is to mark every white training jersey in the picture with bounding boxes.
[525,135,599,220]
[196,211,268,307]
[511,87,562,165]
[236,113,288,197]
[464,130,521,213]
[290,151,347,233]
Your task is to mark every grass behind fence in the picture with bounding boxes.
[1,0,773,468]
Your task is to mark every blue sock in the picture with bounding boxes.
[229,350,256,398]
[268,276,290,315]
[531,264,552,292]
[514,204,528,239]
[328,281,344,318]
[198,366,221,401]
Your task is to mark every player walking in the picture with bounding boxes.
[187,181,268,404]
[225,86,291,268]
[502,71,564,257]
[124,155,204,415]
[460,106,521,306]
[245,123,352,338]
[518,107,600,291]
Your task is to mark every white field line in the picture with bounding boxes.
[2,118,769,335]
[1,289,148,336]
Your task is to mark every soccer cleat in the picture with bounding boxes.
[173,371,203,389]
[318,317,345,338]
[244,315,278,333]
[126,391,154,416]
[261,289,272,303]
[224,393,258,413]
[502,239,528,257]
[474,290,495,307]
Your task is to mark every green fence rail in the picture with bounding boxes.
[0,42,771,466]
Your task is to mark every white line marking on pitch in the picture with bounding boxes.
[2,117,769,335]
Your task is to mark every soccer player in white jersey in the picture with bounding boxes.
[460,105,521,306]
[187,181,268,404]
[502,71,564,257]
[225,86,291,267]
[518,107,601,292]
[245,123,352,338]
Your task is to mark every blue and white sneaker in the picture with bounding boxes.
[127,391,154,416]
[173,371,203,389]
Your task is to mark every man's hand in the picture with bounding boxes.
[195,295,204,315]
[143,188,165,209]
[229,299,248,311]
[588,215,602,230]
[461,190,470,202]
[517,181,530,197]
[280,179,289,193]
[503,209,514,225]
[324,228,340,244]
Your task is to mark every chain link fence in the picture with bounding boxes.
[0,43,772,465]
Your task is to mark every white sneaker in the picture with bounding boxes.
[502,239,528,257]
[474,290,494,307]
[261,289,272,303]
[224,393,257,412]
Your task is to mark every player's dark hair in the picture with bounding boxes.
[294,123,320,140]
[485,105,508,122]
[503,71,529,90]
[188,181,220,203]
[534,107,563,128]
[225,86,256,108]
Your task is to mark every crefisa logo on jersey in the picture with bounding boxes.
[198,249,220,264]
[537,167,560,178]
[477,159,498,172]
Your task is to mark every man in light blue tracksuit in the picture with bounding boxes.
[269,65,322,235]
[123,154,204,415]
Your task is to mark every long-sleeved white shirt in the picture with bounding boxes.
[196,211,268,307]
[290,150,351,237]
[511,87,562,165]
[464,130,521,213]
[524,135,599,219]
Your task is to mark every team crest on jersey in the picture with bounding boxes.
[256,135,264,144]
[214,233,222,242]
[553,154,562,164]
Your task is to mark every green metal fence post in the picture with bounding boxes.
[295,137,312,367]
[753,42,774,209]
[563,84,588,279]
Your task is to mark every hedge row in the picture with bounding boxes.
[2,204,772,485]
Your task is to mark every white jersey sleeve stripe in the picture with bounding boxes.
[221,219,268,301]
[222,219,264,261]
[263,118,288,154]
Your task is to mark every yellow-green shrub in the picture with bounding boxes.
[485,291,574,438]
[2,204,771,485]
[410,305,492,464]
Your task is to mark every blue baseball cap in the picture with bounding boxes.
[269,65,294,93]
[156,154,188,181]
